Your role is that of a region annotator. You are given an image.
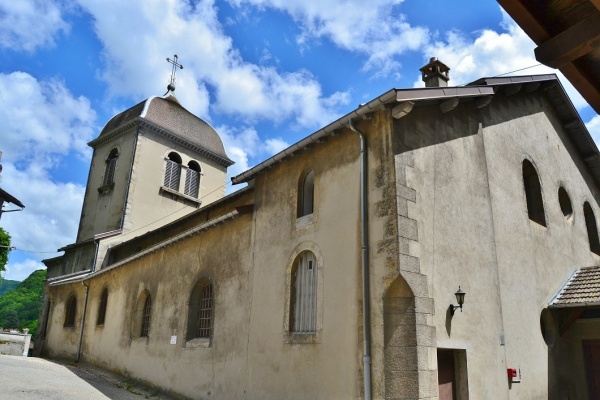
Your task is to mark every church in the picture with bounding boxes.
[36,58,600,400]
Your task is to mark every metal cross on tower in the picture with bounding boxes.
[166,54,184,92]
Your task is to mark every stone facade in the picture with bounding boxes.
[37,75,600,399]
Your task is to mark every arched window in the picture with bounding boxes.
[584,202,600,255]
[140,295,152,337]
[184,161,201,198]
[522,160,546,226]
[64,295,77,327]
[187,279,214,341]
[103,148,119,186]
[290,251,317,333]
[297,171,315,218]
[134,291,152,338]
[96,288,108,326]
[164,152,182,191]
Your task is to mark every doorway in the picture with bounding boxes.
[437,348,469,400]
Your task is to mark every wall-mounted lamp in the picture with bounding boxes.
[449,286,466,316]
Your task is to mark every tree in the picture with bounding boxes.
[0,227,10,275]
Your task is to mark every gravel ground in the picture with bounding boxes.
[0,355,183,400]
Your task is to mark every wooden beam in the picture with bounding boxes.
[591,0,600,12]
[560,308,583,336]
[496,0,550,44]
[560,62,600,115]
[535,13,600,68]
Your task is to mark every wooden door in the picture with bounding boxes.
[584,340,600,400]
[438,349,456,400]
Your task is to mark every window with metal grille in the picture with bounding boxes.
[103,148,119,186]
[187,280,214,341]
[140,295,152,337]
[164,152,182,191]
[522,160,546,226]
[290,251,317,333]
[64,295,77,328]
[197,284,213,338]
[297,171,315,218]
[184,161,201,198]
[97,288,108,326]
[584,202,600,255]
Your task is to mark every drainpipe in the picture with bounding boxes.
[76,281,90,363]
[348,119,372,400]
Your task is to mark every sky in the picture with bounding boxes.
[0,0,599,281]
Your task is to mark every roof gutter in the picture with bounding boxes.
[231,90,397,184]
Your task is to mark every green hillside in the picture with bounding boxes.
[0,269,46,338]
[0,279,20,296]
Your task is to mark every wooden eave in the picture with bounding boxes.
[498,0,600,114]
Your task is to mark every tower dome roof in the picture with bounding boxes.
[92,95,233,166]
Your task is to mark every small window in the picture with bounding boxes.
[97,288,108,326]
[64,295,77,328]
[297,171,315,218]
[558,186,573,218]
[164,152,182,191]
[187,280,214,341]
[290,251,317,333]
[522,160,546,226]
[103,148,119,186]
[140,295,152,337]
[184,161,201,198]
[584,202,600,255]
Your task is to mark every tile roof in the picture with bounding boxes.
[93,95,233,166]
[550,266,600,308]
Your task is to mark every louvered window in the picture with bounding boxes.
[164,153,182,191]
[140,295,152,337]
[290,252,317,333]
[103,148,118,186]
[184,167,200,198]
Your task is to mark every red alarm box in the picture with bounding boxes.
[507,368,517,378]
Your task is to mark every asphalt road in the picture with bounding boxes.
[0,355,180,399]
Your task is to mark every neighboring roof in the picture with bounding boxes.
[497,0,600,114]
[0,187,24,208]
[549,266,600,308]
[233,74,599,185]
[89,94,233,167]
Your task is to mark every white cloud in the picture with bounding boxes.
[77,0,349,128]
[226,0,428,77]
[415,11,588,111]
[4,258,46,282]
[587,115,600,146]
[0,72,96,168]
[0,72,94,280]
[217,124,289,182]
[0,0,69,52]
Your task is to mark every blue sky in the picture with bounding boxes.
[0,0,598,281]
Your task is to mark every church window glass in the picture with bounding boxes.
[522,160,546,226]
[584,202,600,255]
[297,171,314,218]
[97,288,108,326]
[64,295,77,328]
[140,294,152,337]
[187,279,214,341]
[103,148,119,186]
